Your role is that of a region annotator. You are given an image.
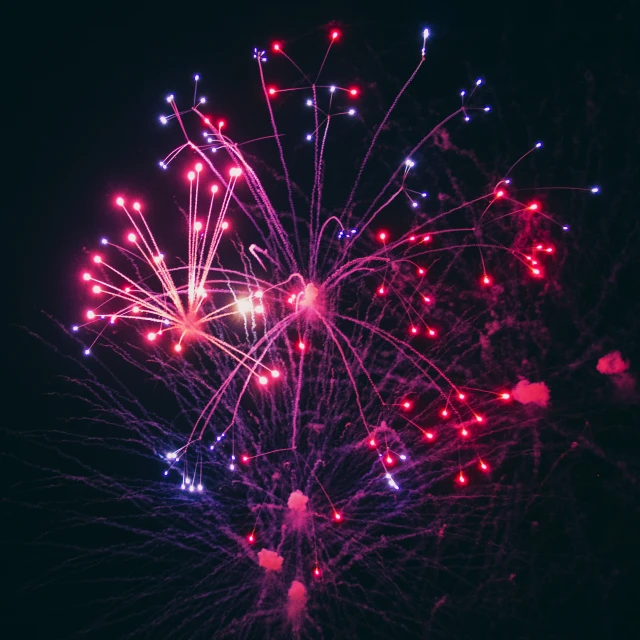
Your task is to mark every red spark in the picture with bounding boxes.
[272,42,281,52]
[496,189,504,198]
[426,432,435,440]
[482,275,491,285]
[402,401,412,410]
[378,231,387,241]
[333,512,342,521]
[331,30,340,41]
[528,203,539,211]
[480,461,488,471]
[248,534,255,543]
[501,392,510,400]
[458,472,467,484]
[369,438,376,447]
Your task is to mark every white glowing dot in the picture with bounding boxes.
[591,186,600,193]
[93,255,102,264]
[84,349,91,355]
[255,304,264,314]
[195,163,203,172]
[258,376,268,385]
[200,97,206,104]
[87,310,95,319]
[221,221,229,230]
[229,167,242,177]
[128,233,136,242]
[306,134,313,141]
[330,85,336,93]
[92,285,101,294]
[237,298,252,313]
[423,28,430,39]
[148,332,156,341]
[536,142,543,148]
[306,99,313,106]
[189,485,195,492]
[348,109,355,115]
[476,79,482,85]
[464,115,470,122]
[211,185,218,193]
[271,370,280,378]
[133,202,141,211]
[197,484,203,491]
[194,221,202,232]
[166,94,174,103]
[188,171,195,181]
[484,106,491,112]
[460,90,466,97]
[159,116,168,125]
[72,325,79,331]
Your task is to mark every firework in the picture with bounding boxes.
[66,27,601,635]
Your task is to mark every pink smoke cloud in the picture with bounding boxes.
[512,379,550,408]
[257,549,283,572]
[287,490,309,512]
[287,580,308,619]
[597,351,630,375]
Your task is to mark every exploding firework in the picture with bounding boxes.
[60,26,604,636]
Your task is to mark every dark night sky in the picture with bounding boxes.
[4,0,640,637]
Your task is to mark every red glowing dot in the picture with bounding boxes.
[128,233,136,242]
[203,117,210,124]
[378,231,387,241]
[195,163,203,173]
[221,221,229,230]
[532,268,541,275]
[174,344,182,353]
[378,286,386,295]
[116,197,124,207]
[496,190,504,198]
[385,455,393,464]
[428,329,436,337]
[268,87,277,96]
[258,376,268,385]
[86,310,95,319]
[475,415,483,422]
[211,185,219,194]
[147,332,156,341]
[314,567,321,577]
[133,202,141,212]
[529,203,539,211]
[546,247,553,253]
[418,268,426,276]
[349,88,358,96]
[331,30,340,40]
[93,255,102,264]
[501,393,510,400]
[458,393,465,400]
[369,438,376,447]
[458,472,466,484]
[248,534,255,543]
[218,120,225,129]
[409,236,416,242]
[272,42,281,52]
[402,401,412,410]
[333,512,342,521]
[410,326,418,335]
[298,341,306,350]
[271,370,280,378]
[124,287,131,293]
[483,275,491,285]
[423,295,431,303]
[426,432,434,440]
[241,455,249,463]
[536,244,543,250]
[441,409,448,417]
[480,461,488,471]
[461,428,469,437]
[82,272,91,281]
[92,285,101,294]
[423,235,431,242]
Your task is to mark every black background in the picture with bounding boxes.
[4,0,640,637]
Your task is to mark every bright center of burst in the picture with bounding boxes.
[299,283,320,309]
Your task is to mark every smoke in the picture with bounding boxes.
[597,351,636,398]
[597,351,630,375]
[512,379,550,408]
[257,549,283,572]
[287,580,308,620]
[287,490,309,512]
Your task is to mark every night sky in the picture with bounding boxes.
[5,1,640,638]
